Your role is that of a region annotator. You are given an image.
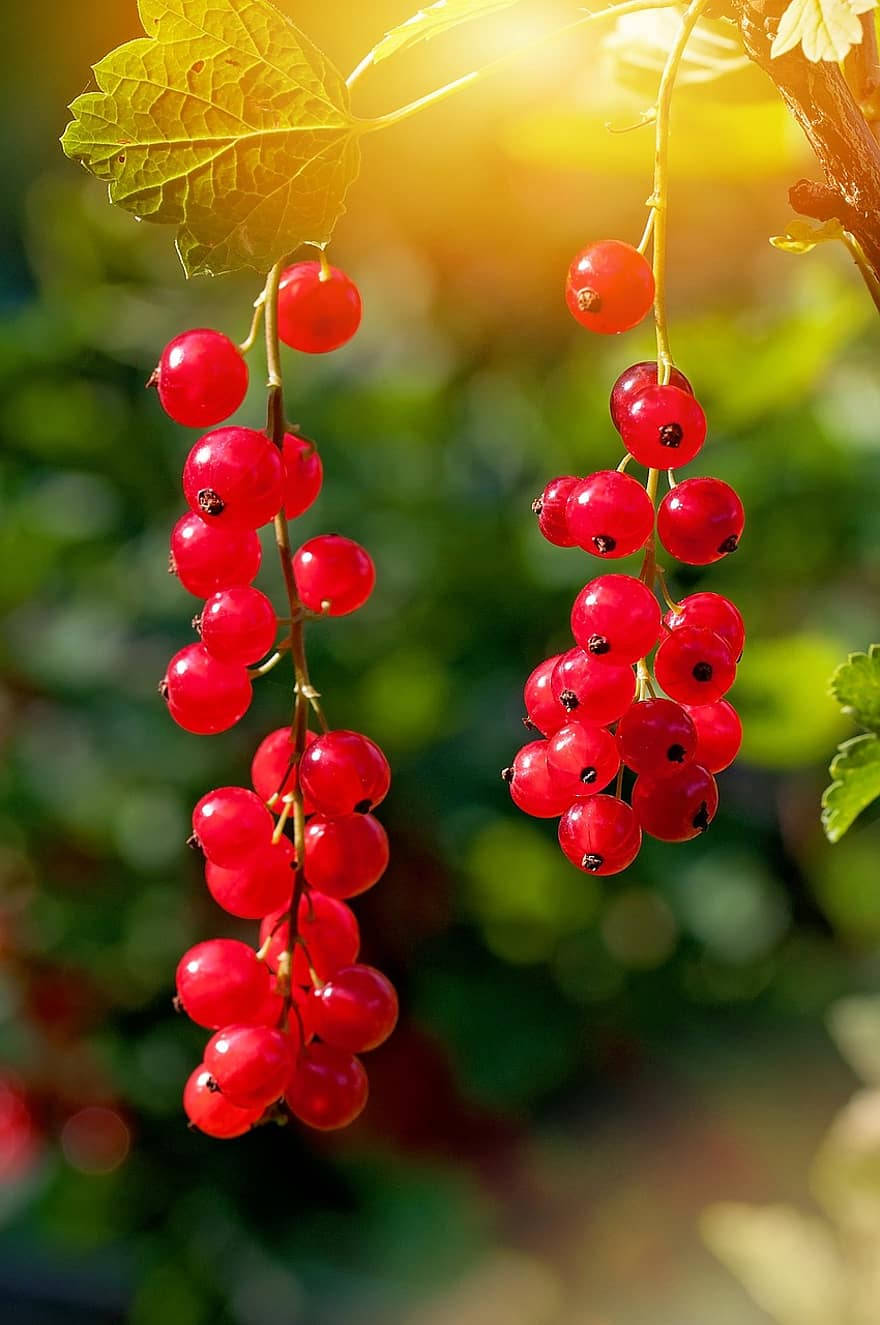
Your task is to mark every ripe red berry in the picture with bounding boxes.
[565,469,654,558]
[571,574,661,666]
[503,740,572,818]
[299,730,390,816]
[304,814,389,899]
[278,261,362,354]
[191,787,273,868]
[551,648,636,723]
[663,592,745,660]
[617,698,697,775]
[558,796,642,875]
[546,721,620,797]
[183,427,283,530]
[251,727,318,811]
[282,433,323,519]
[205,837,295,920]
[524,654,568,736]
[618,385,707,469]
[205,1024,294,1109]
[658,477,744,565]
[287,1043,368,1130]
[308,965,398,1053]
[176,940,271,1029]
[565,241,654,335]
[197,586,277,666]
[653,627,736,705]
[610,361,693,431]
[155,329,248,429]
[532,476,579,547]
[169,513,262,599]
[161,643,252,734]
[183,1065,264,1138]
[260,895,360,984]
[292,534,375,616]
[632,763,719,841]
[685,699,742,773]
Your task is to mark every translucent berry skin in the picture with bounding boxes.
[162,644,252,735]
[610,361,693,432]
[205,1024,295,1109]
[685,699,742,773]
[205,838,295,920]
[304,814,389,899]
[183,1065,264,1138]
[524,654,568,736]
[546,721,621,797]
[533,476,579,547]
[282,433,323,519]
[260,895,360,984]
[504,740,572,818]
[192,787,273,868]
[663,592,745,660]
[565,241,655,335]
[570,574,661,666]
[558,796,642,876]
[292,535,375,616]
[566,470,654,558]
[617,698,698,775]
[198,586,277,666]
[618,385,707,469]
[287,1043,368,1130]
[170,513,262,599]
[176,939,271,1030]
[551,647,636,723]
[251,727,317,812]
[278,262,362,354]
[632,763,719,841]
[299,730,390,816]
[183,427,283,530]
[308,965,399,1053]
[658,477,745,565]
[156,329,249,429]
[653,627,736,705]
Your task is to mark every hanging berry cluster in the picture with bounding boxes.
[157,260,398,1139]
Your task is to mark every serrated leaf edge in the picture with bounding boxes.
[822,731,880,842]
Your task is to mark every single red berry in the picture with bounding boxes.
[170,513,262,599]
[260,895,360,985]
[654,627,736,705]
[278,261,362,354]
[632,763,719,841]
[685,699,743,773]
[551,648,636,724]
[304,814,389,899]
[558,796,642,875]
[205,837,295,920]
[503,740,572,818]
[566,469,654,558]
[287,1043,368,1130]
[308,965,398,1053]
[618,385,707,469]
[663,592,745,660]
[299,730,390,816]
[183,1065,264,1138]
[155,329,248,429]
[161,644,252,734]
[176,940,271,1030]
[610,361,693,431]
[565,240,654,335]
[292,534,375,616]
[251,727,318,811]
[571,574,661,666]
[191,787,273,868]
[183,427,283,530]
[658,477,745,565]
[282,433,323,519]
[617,698,697,775]
[205,1024,295,1109]
[198,586,277,666]
[524,654,569,736]
[532,476,580,547]
[546,721,620,797]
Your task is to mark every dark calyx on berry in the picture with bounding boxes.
[692,662,713,682]
[186,833,203,853]
[197,488,225,516]
[593,534,616,554]
[354,798,372,814]
[575,287,602,313]
[719,534,740,554]
[667,743,687,763]
[658,422,683,448]
[501,766,514,783]
[531,496,543,516]
[692,801,711,833]
[205,1076,221,1093]
[158,679,170,700]
[580,766,598,784]
[582,852,604,872]
[588,634,611,656]
[560,689,579,711]
[522,716,538,731]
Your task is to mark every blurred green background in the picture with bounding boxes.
[4,2,880,1322]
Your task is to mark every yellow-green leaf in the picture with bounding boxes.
[770,217,845,254]
[61,0,362,277]
[370,0,524,66]
[770,0,877,63]
[822,733,880,843]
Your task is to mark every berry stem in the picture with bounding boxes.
[239,288,267,355]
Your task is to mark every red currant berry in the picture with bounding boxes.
[205,1024,294,1109]
[197,586,277,666]
[155,329,248,429]
[524,654,569,736]
[304,814,389,899]
[618,385,707,469]
[161,644,252,735]
[205,837,295,920]
[558,796,641,875]
[551,648,636,723]
[610,361,693,431]
[632,763,719,841]
[654,627,736,705]
[308,965,398,1053]
[685,699,742,773]
[299,730,390,816]
[503,740,572,818]
[547,721,620,796]
[260,895,360,984]
[571,574,661,666]
[292,534,375,616]
[176,940,271,1030]
[191,787,273,868]
[565,240,654,335]
[663,592,745,660]
[287,1043,368,1130]
[183,1065,263,1138]
[566,470,654,558]
[532,476,579,547]
[170,513,262,599]
[250,727,317,812]
[278,261,362,354]
[658,477,745,565]
[183,427,283,530]
[282,433,323,519]
[617,698,697,775]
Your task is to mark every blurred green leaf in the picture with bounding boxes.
[827,996,880,1085]
[822,733,880,843]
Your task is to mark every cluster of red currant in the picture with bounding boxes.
[506,240,744,876]
[153,261,398,1138]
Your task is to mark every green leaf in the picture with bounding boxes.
[770,0,877,63]
[370,0,524,66]
[61,0,362,277]
[830,644,880,730]
[770,217,846,255]
[822,733,880,843]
